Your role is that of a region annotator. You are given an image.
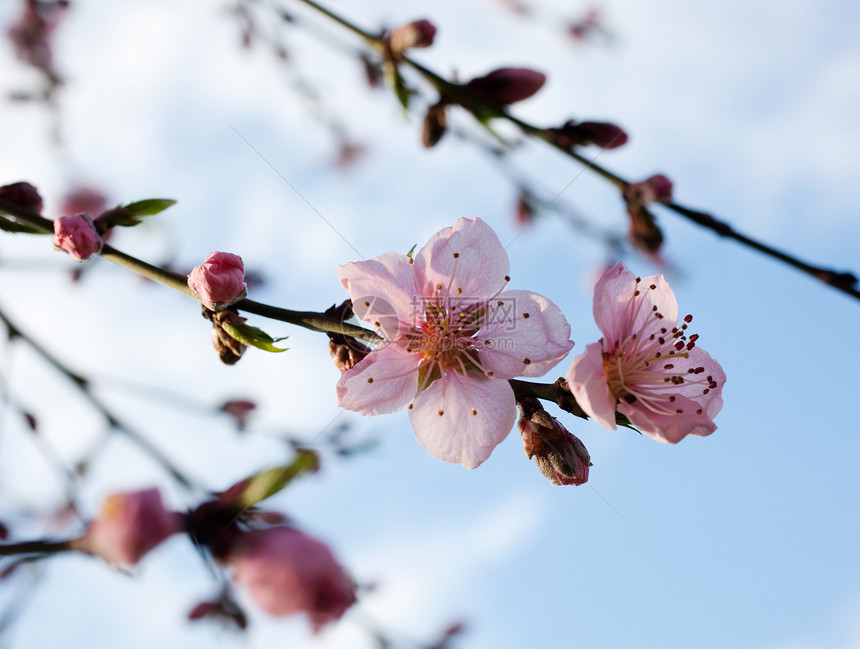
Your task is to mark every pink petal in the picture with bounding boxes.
[339,252,417,340]
[408,373,516,469]
[336,344,418,415]
[567,341,617,430]
[619,395,717,444]
[593,262,678,343]
[477,290,573,379]
[412,217,510,303]
[649,346,725,419]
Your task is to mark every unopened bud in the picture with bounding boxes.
[422,101,448,148]
[0,181,43,213]
[188,251,248,311]
[627,174,673,204]
[52,214,103,262]
[517,398,591,486]
[388,19,437,55]
[546,119,628,150]
[328,338,371,373]
[465,67,546,105]
[61,186,108,219]
[220,399,257,430]
[207,308,248,365]
[626,204,664,257]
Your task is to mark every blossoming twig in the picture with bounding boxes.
[288,0,860,302]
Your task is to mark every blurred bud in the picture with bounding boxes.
[568,7,602,42]
[388,19,437,55]
[0,521,8,541]
[0,181,43,213]
[626,203,664,257]
[220,399,257,430]
[60,186,108,219]
[82,488,182,565]
[465,67,546,105]
[360,54,383,89]
[206,308,248,365]
[515,189,536,226]
[422,101,448,148]
[627,173,673,205]
[333,141,367,170]
[188,251,247,311]
[52,214,103,262]
[227,526,356,631]
[517,398,591,486]
[188,596,248,630]
[325,300,371,372]
[546,119,628,150]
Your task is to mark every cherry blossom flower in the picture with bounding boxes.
[187,251,247,311]
[567,262,725,443]
[52,214,103,262]
[228,527,355,631]
[84,488,182,566]
[337,217,573,468]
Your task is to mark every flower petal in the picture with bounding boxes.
[567,341,617,430]
[408,373,516,469]
[593,262,678,343]
[339,252,417,340]
[336,344,418,415]
[619,394,717,443]
[412,217,510,303]
[477,290,573,379]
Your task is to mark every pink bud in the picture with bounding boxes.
[60,186,108,218]
[52,214,103,262]
[388,19,437,54]
[547,120,628,150]
[228,527,356,631]
[0,181,43,213]
[630,173,673,204]
[85,488,182,565]
[465,67,547,105]
[422,101,448,148]
[188,252,247,311]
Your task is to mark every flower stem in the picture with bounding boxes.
[0,537,77,557]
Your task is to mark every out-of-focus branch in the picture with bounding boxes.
[289,0,860,302]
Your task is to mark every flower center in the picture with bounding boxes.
[603,278,718,418]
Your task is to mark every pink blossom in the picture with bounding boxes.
[567,262,725,443]
[388,19,437,54]
[228,527,355,631]
[187,251,247,311]
[85,488,182,565]
[6,0,67,69]
[338,217,573,468]
[52,214,103,262]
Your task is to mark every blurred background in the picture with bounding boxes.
[1,0,859,647]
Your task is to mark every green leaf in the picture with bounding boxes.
[97,199,177,229]
[122,198,177,217]
[233,450,320,509]
[384,61,411,113]
[0,217,45,234]
[221,320,289,353]
[406,244,417,259]
[615,412,641,434]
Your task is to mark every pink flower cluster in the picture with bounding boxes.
[337,217,573,468]
[567,262,725,443]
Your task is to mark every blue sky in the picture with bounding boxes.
[1,0,859,648]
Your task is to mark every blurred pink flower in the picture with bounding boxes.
[567,262,725,443]
[60,186,108,218]
[338,217,573,468]
[465,67,547,105]
[228,527,355,631]
[187,252,247,311]
[6,0,67,69]
[52,214,103,262]
[85,488,181,565]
